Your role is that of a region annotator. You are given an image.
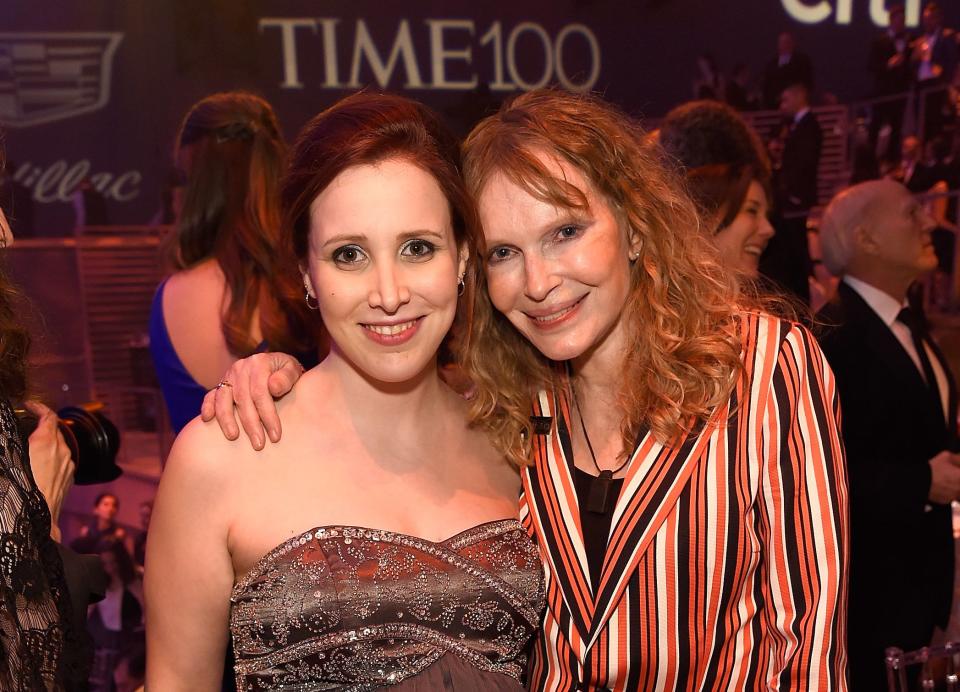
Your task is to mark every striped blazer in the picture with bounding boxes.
[520,313,849,691]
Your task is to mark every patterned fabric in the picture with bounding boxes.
[0,400,83,691]
[230,519,545,691]
[521,313,849,691]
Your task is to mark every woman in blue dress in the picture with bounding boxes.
[148,91,318,432]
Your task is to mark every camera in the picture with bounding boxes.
[15,403,122,485]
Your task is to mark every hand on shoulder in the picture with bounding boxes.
[165,414,262,489]
[199,351,305,449]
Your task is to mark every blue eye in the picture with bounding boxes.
[556,225,581,240]
[401,239,436,260]
[487,246,516,264]
[332,245,366,267]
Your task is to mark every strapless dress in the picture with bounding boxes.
[229,519,545,691]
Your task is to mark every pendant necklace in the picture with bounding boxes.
[570,381,630,515]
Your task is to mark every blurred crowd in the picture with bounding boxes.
[68,493,151,692]
[685,2,960,309]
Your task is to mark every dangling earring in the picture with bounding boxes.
[305,288,319,310]
[457,272,466,296]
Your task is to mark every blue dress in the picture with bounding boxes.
[149,278,318,434]
[149,278,209,433]
[148,278,270,434]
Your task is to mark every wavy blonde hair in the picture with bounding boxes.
[459,90,744,468]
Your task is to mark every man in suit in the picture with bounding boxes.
[818,179,960,690]
[759,81,821,302]
[899,135,934,192]
[913,1,958,140]
[762,32,814,110]
[777,82,821,211]
[868,3,913,161]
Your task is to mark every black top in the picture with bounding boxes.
[572,466,625,590]
[0,399,90,690]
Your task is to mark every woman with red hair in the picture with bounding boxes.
[146,93,544,690]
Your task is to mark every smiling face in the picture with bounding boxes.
[477,151,639,365]
[714,179,774,277]
[303,158,465,384]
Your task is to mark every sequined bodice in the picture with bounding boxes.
[229,519,545,691]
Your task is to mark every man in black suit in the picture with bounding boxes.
[818,179,960,690]
[899,135,934,192]
[762,32,814,109]
[777,83,821,212]
[759,82,821,302]
[868,3,913,160]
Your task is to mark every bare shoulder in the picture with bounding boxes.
[168,257,221,287]
[150,417,254,557]
[162,416,255,495]
[165,260,224,294]
[272,365,339,422]
[163,262,226,324]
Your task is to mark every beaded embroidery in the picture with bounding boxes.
[230,519,544,690]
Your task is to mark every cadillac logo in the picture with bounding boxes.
[0,32,123,128]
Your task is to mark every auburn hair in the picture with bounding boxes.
[460,89,744,467]
[281,91,483,344]
[173,91,316,356]
[658,99,772,232]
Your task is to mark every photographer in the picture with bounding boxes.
[0,155,93,689]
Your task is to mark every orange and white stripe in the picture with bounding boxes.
[521,313,849,691]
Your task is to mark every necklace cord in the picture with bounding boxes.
[570,381,631,477]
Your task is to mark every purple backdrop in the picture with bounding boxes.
[3,0,958,233]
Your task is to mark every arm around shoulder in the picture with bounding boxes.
[145,418,237,691]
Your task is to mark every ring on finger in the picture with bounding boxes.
[217,381,233,390]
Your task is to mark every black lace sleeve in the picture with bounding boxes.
[0,400,85,691]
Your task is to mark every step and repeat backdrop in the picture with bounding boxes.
[3,0,958,232]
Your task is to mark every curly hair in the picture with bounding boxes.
[658,100,771,231]
[0,149,30,402]
[173,91,316,356]
[460,89,744,468]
